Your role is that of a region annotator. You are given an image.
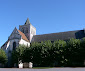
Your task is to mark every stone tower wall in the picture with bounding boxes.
[19,25,30,40]
[19,19,36,42]
[30,24,36,42]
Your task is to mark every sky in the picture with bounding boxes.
[0,0,85,47]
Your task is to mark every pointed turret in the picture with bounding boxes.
[12,27,19,34]
[25,18,31,25]
[14,27,17,30]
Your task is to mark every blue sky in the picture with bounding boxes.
[0,0,85,47]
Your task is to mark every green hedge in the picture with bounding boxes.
[12,38,85,67]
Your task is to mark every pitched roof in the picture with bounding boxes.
[1,30,29,48]
[1,40,9,49]
[18,30,29,42]
[32,30,85,42]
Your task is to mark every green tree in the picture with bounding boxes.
[11,38,85,67]
[30,40,53,66]
[22,47,33,63]
[53,40,67,66]
[12,50,19,64]
[78,37,85,66]
[30,42,43,66]
[66,38,81,66]
[0,49,7,64]
[12,45,27,64]
[40,40,52,66]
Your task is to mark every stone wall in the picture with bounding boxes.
[19,39,30,47]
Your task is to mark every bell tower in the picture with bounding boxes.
[19,18,36,42]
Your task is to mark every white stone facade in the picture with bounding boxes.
[30,24,36,42]
[19,39,30,46]
[1,19,36,59]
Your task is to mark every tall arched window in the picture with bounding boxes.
[13,42,16,50]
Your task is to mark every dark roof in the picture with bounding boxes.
[31,30,85,42]
[1,40,9,48]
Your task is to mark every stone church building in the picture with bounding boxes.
[1,18,85,66]
[1,18,36,55]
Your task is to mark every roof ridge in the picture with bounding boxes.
[35,29,83,36]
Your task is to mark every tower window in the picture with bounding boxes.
[13,42,16,50]
[26,30,28,33]
[22,28,24,33]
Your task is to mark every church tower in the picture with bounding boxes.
[19,18,36,42]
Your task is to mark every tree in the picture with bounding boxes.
[30,40,53,66]
[11,38,85,67]
[78,37,85,66]
[12,45,27,65]
[66,38,81,66]
[53,40,67,66]
[0,49,7,64]
[30,42,43,66]
[40,40,52,66]
[22,47,33,63]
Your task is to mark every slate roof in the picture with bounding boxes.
[18,30,29,42]
[1,40,9,49]
[32,30,85,42]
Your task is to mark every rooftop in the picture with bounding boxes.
[32,29,85,42]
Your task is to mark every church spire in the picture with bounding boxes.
[25,18,31,25]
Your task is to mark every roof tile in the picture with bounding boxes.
[18,30,29,42]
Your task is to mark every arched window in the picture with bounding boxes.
[13,42,16,50]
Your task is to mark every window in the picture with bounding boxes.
[22,28,24,33]
[13,42,16,50]
[26,30,28,33]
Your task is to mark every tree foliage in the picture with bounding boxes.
[52,40,67,66]
[12,45,27,64]
[0,49,7,64]
[65,38,81,66]
[12,38,85,67]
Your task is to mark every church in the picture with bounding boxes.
[1,18,85,60]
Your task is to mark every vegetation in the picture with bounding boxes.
[0,49,7,64]
[12,45,27,64]
[12,38,85,67]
